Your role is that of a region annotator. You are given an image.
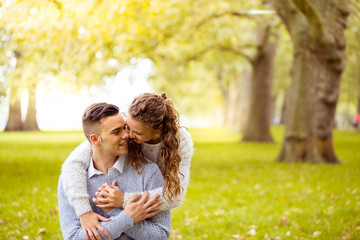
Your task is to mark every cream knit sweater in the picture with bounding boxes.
[61,127,194,217]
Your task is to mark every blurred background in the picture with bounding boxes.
[1,0,359,134]
[1,0,360,239]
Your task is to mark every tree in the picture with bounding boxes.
[340,1,360,129]
[241,26,277,142]
[146,4,279,142]
[0,0,123,131]
[268,0,350,163]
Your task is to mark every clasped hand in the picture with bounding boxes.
[92,180,124,212]
[82,180,163,240]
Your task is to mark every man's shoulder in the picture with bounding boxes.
[142,159,160,173]
[125,156,160,175]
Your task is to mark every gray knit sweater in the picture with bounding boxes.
[61,127,194,217]
[58,157,171,240]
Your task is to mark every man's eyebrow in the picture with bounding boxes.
[110,127,121,132]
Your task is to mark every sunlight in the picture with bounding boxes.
[1,59,154,130]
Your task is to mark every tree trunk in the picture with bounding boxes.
[225,75,249,133]
[237,70,251,133]
[272,0,349,163]
[242,27,276,142]
[279,91,287,125]
[5,88,23,131]
[23,82,39,131]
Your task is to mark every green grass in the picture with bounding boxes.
[0,126,359,239]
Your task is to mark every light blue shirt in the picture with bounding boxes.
[58,156,170,239]
[88,155,126,178]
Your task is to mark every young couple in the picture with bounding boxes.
[58,92,194,239]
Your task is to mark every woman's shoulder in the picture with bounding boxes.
[178,127,194,155]
[178,127,193,142]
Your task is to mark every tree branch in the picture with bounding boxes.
[216,45,254,64]
[271,0,309,45]
[196,11,254,28]
[183,46,214,65]
[292,0,326,40]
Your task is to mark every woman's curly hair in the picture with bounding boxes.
[127,92,183,201]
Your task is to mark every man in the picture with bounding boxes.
[58,103,170,240]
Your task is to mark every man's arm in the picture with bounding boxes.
[58,176,134,240]
[123,163,171,240]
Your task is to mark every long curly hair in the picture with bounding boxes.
[127,92,183,201]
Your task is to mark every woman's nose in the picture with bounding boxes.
[129,130,135,139]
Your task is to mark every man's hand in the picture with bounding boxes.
[94,180,124,210]
[80,211,111,240]
[124,191,162,223]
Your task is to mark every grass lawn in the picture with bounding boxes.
[0,126,359,239]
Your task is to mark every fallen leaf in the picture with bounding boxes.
[171,230,182,239]
[342,232,351,239]
[248,229,256,236]
[279,216,288,225]
[313,231,321,237]
[22,218,28,226]
[49,209,57,215]
[214,209,225,216]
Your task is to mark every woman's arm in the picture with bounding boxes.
[123,127,194,211]
[61,140,92,217]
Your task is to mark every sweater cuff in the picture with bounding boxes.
[107,208,122,217]
[73,198,93,217]
[111,210,134,227]
[122,192,133,208]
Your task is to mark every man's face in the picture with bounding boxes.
[98,113,129,156]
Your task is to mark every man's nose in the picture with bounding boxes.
[122,129,129,139]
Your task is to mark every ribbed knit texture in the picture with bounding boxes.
[58,158,171,239]
[61,127,194,217]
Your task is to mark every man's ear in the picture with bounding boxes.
[90,134,101,146]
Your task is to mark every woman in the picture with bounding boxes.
[61,92,194,238]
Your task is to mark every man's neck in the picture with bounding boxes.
[92,150,118,174]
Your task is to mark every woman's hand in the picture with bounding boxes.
[79,211,111,240]
[93,180,124,210]
[124,192,162,223]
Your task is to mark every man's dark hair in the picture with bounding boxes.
[82,103,119,141]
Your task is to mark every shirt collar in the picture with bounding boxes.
[88,155,126,179]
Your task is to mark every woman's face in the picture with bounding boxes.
[126,113,160,144]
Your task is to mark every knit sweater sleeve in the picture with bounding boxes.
[61,140,92,217]
[122,127,194,211]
